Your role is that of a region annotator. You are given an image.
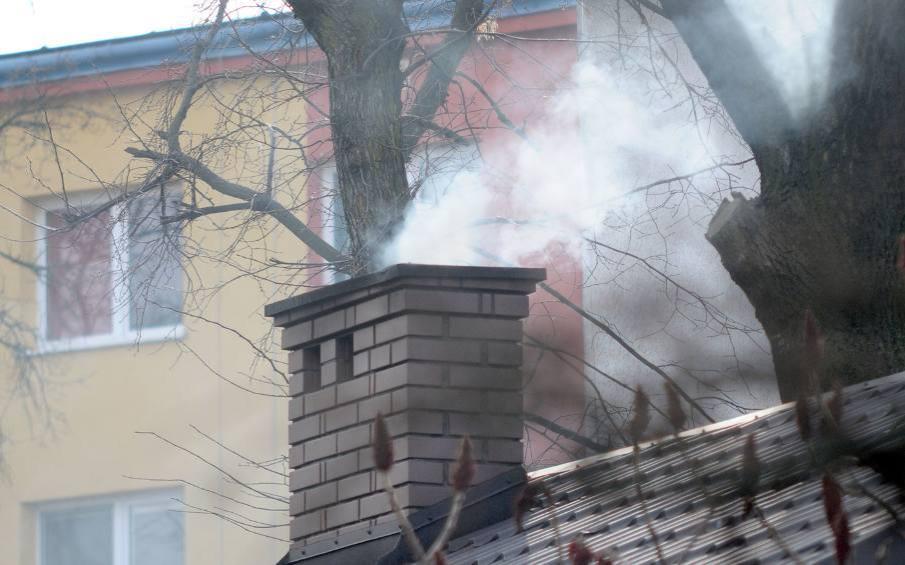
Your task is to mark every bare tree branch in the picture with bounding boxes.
[658,0,792,147]
[401,0,489,159]
[525,412,608,452]
[125,147,346,265]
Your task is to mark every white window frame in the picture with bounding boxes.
[34,191,185,354]
[34,488,184,565]
[318,166,350,285]
[319,167,344,256]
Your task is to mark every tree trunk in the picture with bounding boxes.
[289,0,484,274]
[665,0,905,399]
[288,1,411,274]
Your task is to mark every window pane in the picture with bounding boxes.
[130,505,184,565]
[40,504,113,565]
[127,196,182,331]
[45,211,113,340]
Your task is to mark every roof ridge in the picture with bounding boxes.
[530,370,905,480]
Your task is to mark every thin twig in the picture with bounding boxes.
[381,471,425,560]
[525,412,608,452]
[754,504,805,565]
[422,491,465,562]
[632,447,667,564]
[475,247,714,424]
[135,430,287,504]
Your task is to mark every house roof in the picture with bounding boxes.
[283,371,905,563]
[441,372,905,564]
[0,0,576,89]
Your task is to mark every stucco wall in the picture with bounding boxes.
[0,77,300,564]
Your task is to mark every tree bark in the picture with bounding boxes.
[288,0,485,274]
[288,1,411,274]
[663,0,905,399]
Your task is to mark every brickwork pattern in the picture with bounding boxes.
[269,266,544,543]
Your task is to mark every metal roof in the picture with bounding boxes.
[0,0,576,89]
[275,372,905,564]
[439,371,905,564]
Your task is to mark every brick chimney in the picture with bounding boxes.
[265,264,545,549]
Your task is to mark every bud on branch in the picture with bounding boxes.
[373,412,394,472]
[821,473,850,565]
[665,382,686,434]
[802,309,824,388]
[795,394,812,441]
[451,436,475,492]
[629,385,650,446]
[740,434,760,518]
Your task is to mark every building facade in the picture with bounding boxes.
[0,3,587,564]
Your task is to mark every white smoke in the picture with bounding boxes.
[376,2,842,429]
[726,0,837,118]
[381,59,716,268]
[385,168,492,266]
[380,0,839,268]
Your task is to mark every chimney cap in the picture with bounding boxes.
[265,263,546,319]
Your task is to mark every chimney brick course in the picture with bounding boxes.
[266,264,545,546]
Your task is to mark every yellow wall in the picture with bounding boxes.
[0,74,309,564]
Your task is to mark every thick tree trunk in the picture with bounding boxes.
[665,0,905,399]
[289,0,484,274]
[289,1,411,274]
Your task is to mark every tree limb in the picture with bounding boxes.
[401,0,488,160]
[629,0,666,18]
[162,202,253,224]
[166,0,228,153]
[658,0,792,147]
[536,278,715,423]
[525,412,609,452]
[402,114,470,145]
[0,249,43,275]
[454,71,528,140]
[620,158,754,198]
[125,147,346,265]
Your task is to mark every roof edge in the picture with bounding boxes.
[0,0,577,90]
[530,369,905,481]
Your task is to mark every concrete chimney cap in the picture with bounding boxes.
[265,263,547,322]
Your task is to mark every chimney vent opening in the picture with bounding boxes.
[335,334,353,381]
[302,345,321,391]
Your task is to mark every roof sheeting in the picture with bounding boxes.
[442,372,905,564]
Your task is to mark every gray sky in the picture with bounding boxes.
[0,1,285,55]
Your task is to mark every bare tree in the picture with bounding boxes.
[645,0,905,399]
[11,0,904,550]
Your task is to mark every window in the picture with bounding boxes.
[36,490,184,565]
[37,191,183,352]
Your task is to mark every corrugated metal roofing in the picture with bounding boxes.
[442,372,905,564]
